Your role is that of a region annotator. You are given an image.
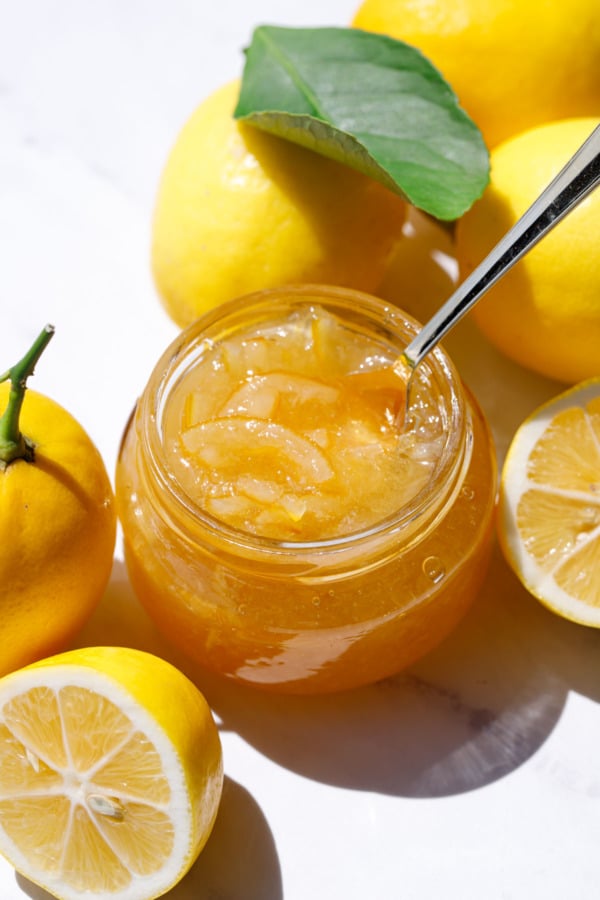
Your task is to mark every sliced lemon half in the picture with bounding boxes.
[498,378,600,626]
[0,646,223,900]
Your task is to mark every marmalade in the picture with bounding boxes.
[116,286,497,693]
[162,305,443,541]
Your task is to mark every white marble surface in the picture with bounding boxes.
[2,2,600,898]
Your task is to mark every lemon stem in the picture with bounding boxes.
[0,324,55,468]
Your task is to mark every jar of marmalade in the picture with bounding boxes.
[116,285,497,693]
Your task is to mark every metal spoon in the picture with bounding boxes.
[398,123,600,374]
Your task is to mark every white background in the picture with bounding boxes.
[2,2,600,898]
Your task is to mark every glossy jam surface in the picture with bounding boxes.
[116,290,497,693]
[162,306,442,541]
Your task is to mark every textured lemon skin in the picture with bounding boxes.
[151,80,406,327]
[455,118,600,385]
[352,0,600,149]
[0,646,224,898]
[0,385,116,676]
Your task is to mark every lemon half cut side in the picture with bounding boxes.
[498,379,600,627]
[0,647,224,900]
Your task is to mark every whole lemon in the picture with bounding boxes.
[455,118,600,385]
[0,329,116,676]
[151,80,406,327]
[351,0,600,149]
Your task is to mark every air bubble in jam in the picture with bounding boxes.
[423,556,446,583]
[461,486,475,500]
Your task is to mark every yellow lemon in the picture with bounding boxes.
[351,0,600,149]
[455,118,600,385]
[0,646,224,900]
[151,80,406,327]
[0,358,116,676]
[498,379,600,627]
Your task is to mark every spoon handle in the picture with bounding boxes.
[401,124,600,370]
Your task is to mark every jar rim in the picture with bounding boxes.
[139,284,469,556]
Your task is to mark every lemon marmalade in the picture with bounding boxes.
[116,286,497,693]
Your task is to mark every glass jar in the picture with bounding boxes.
[116,285,497,694]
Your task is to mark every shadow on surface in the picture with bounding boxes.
[78,546,600,801]
[168,777,282,900]
[16,778,282,900]
[14,876,50,900]
[203,544,600,798]
[71,208,600,802]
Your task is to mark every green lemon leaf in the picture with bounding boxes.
[234,25,489,221]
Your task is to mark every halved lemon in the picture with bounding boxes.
[0,646,223,900]
[498,378,600,626]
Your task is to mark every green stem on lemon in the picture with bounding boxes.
[0,324,55,468]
